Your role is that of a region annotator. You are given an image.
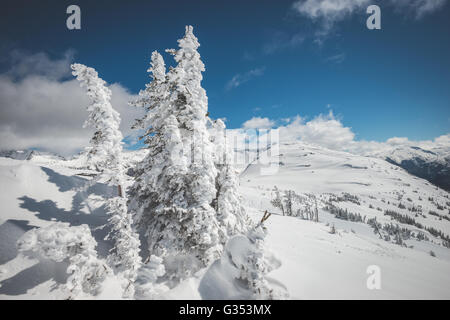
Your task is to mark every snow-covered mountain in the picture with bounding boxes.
[1,141,450,299]
[0,149,65,162]
[367,145,450,192]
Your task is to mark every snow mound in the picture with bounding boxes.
[199,227,287,300]
[17,222,96,263]
[17,222,112,298]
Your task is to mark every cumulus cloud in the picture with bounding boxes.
[242,117,275,130]
[239,111,355,150]
[225,67,265,90]
[239,111,449,156]
[0,51,141,156]
[278,111,356,150]
[345,134,450,160]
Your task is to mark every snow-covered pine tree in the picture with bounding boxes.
[165,25,225,266]
[71,63,123,184]
[129,51,169,136]
[105,196,142,297]
[128,51,193,283]
[130,27,229,282]
[209,118,249,242]
[283,190,294,216]
[72,63,141,296]
[314,198,319,222]
[271,186,285,215]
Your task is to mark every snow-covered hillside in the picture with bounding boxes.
[1,141,450,299]
[239,141,450,298]
[367,144,450,192]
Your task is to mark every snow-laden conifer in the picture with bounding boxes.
[71,63,123,184]
[72,63,141,296]
[128,51,194,281]
[130,28,227,282]
[104,196,142,297]
[164,26,224,265]
[209,118,250,241]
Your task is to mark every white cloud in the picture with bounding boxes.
[240,112,355,150]
[292,0,370,37]
[262,32,305,55]
[385,137,411,146]
[239,111,449,157]
[391,0,447,18]
[0,51,140,156]
[434,134,450,145]
[325,52,346,64]
[278,112,356,150]
[225,67,265,90]
[292,0,447,39]
[345,134,450,161]
[242,117,275,130]
[293,0,369,21]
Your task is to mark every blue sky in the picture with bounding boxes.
[1,0,449,149]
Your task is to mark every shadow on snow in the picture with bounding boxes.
[0,166,115,296]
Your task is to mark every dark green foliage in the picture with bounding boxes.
[384,210,423,228]
[324,204,365,223]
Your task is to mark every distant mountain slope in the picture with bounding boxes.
[0,149,65,161]
[237,141,450,298]
[240,141,450,238]
[370,145,450,192]
[0,150,34,161]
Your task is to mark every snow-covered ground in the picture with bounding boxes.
[1,141,450,299]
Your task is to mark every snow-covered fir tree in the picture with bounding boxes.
[283,190,295,216]
[131,26,254,282]
[271,186,285,215]
[165,26,223,268]
[209,118,249,241]
[71,63,123,183]
[72,63,141,296]
[104,196,142,297]
[128,50,193,282]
